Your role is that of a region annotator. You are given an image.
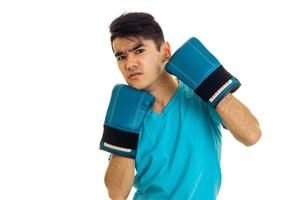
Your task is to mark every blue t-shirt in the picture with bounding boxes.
[133,80,223,200]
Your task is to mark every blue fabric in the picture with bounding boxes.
[133,80,223,200]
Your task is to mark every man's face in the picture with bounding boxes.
[112,37,168,90]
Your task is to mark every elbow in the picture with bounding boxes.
[243,127,262,147]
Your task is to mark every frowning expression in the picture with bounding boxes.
[112,37,166,90]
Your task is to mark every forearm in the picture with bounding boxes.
[104,155,135,200]
[216,93,261,146]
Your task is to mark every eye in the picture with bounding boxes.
[117,55,126,61]
[135,49,145,54]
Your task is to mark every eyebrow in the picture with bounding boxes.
[114,43,144,58]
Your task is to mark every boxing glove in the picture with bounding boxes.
[166,37,241,107]
[100,84,155,158]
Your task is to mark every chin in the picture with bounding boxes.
[127,82,145,90]
[133,85,147,90]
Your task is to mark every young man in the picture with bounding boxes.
[100,12,261,200]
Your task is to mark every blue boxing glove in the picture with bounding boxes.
[166,37,241,107]
[100,84,155,158]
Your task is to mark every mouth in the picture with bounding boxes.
[128,72,142,80]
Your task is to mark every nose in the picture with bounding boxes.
[125,54,138,72]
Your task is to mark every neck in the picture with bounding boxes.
[146,72,179,114]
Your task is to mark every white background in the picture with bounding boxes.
[1,0,299,199]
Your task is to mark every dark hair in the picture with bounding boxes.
[109,12,165,51]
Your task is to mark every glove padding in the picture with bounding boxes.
[100,84,155,158]
[166,37,241,107]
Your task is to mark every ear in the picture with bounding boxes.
[161,42,171,62]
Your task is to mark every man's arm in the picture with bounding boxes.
[164,37,261,146]
[99,85,154,199]
[216,93,261,146]
[104,154,134,200]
